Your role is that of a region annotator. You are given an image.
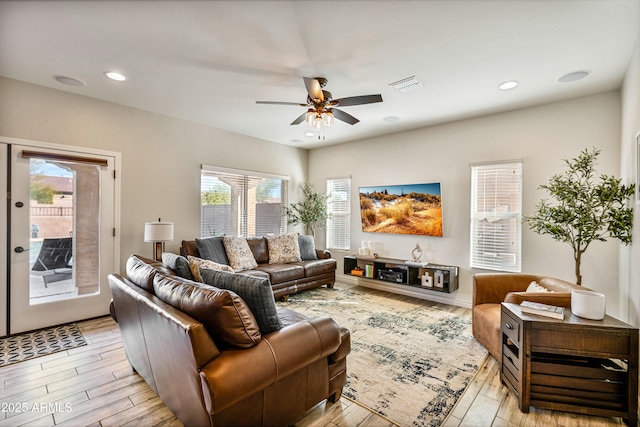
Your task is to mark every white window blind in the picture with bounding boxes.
[201,166,288,237]
[326,177,351,251]
[470,162,522,272]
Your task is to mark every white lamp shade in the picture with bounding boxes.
[144,222,174,242]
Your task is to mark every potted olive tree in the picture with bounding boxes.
[524,148,635,285]
[284,183,329,237]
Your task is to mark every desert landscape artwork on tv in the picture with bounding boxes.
[359,183,443,236]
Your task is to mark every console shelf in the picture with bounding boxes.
[343,255,458,293]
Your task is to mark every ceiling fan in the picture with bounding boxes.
[256,77,383,130]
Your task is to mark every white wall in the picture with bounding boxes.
[0,77,309,272]
[620,36,640,326]
[310,92,623,312]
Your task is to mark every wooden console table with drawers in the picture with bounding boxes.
[500,302,638,425]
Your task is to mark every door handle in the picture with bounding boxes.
[14,246,29,253]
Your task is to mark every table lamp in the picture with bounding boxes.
[144,218,174,261]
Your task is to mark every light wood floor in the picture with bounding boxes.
[0,316,631,426]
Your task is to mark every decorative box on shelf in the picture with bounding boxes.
[343,255,458,293]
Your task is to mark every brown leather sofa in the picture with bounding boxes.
[108,254,350,427]
[472,273,586,361]
[181,236,337,301]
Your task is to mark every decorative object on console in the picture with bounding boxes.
[144,218,174,261]
[524,148,635,286]
[571,289,606,320]
[359,183,443,236]
[411,243,422,262]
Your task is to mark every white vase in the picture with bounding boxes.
[571,289,606,320]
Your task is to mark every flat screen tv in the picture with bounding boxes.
[359,183,443,236]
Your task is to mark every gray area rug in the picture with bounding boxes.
[281,284,487,427]
[0,323,87,367]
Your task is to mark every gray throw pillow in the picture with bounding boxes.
[298,234,318,261]
[161,252,194,281]
[200,268,283,334]
[196,236,230,265]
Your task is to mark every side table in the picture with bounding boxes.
[500,302,638,425]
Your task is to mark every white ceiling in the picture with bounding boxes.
[1,1,639,149]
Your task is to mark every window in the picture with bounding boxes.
[470,161,522,272]
[201,165,288,237]
[326,177,351,250]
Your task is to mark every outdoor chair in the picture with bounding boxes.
[31,237,73,287]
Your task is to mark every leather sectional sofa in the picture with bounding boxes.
[108,254,350,427]
[472,272,586,360]
[181,235,337,301]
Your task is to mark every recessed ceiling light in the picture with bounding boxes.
[558,70,590,83]
[53,75,86,87]
[498,81,519,90]
[304,132,315,137]
[383,116,400,123]
[104,71,126,81]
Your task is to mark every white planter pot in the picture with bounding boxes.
[571,289,606,320]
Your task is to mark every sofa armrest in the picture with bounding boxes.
[316,249,331,259]
[199,316,342,415]
[473,273,541,307]
[504,291,573,308]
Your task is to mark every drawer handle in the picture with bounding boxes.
[505,322,513,330]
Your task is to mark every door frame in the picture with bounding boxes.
[1,136,121,335]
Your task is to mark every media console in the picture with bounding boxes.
[343,255,459,293]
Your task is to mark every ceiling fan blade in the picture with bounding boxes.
[256,101,307,106]
[332,108,359,125]
[290,112,307,125]
[303,77,324,102]
[333,94,383,107]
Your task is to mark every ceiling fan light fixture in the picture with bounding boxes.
[389,76,424,93]
[324,110,334,127]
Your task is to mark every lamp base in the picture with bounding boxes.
[153,241,164,262]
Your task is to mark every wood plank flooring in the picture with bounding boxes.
[0,309,633,426]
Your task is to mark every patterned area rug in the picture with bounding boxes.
[281,284,487,427]
[0,323,87,367]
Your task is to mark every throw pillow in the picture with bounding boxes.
[187,255,234,282]
[298,234,318,261]
[161,252,194,281]
[526,281,552,293]
[195,236,230,265]
[200,268,283,334]
[222,236,259,272]
[153,273,261,348]
[266,233,302,264]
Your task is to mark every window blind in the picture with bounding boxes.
[201,167,288,238]
[470,162,522,272]
[326,177,351,251]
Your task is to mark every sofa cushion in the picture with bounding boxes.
[126,254,176,294]
[298,234,318,261]
[187,255,234,282]
[222,236,259,272]
[196,236,230,265]
[298,259,337,276]
[526,281,552,293]
[161,252,194,281]
[246,237,269,264]
[153,273,261,348]
[200,269,283,334]
[266,233,302,264]
[254,263,305,284]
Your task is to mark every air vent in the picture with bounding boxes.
[389,76,424,93]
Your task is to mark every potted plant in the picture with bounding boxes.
[524,147,635,285]
[284,183,329,237]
